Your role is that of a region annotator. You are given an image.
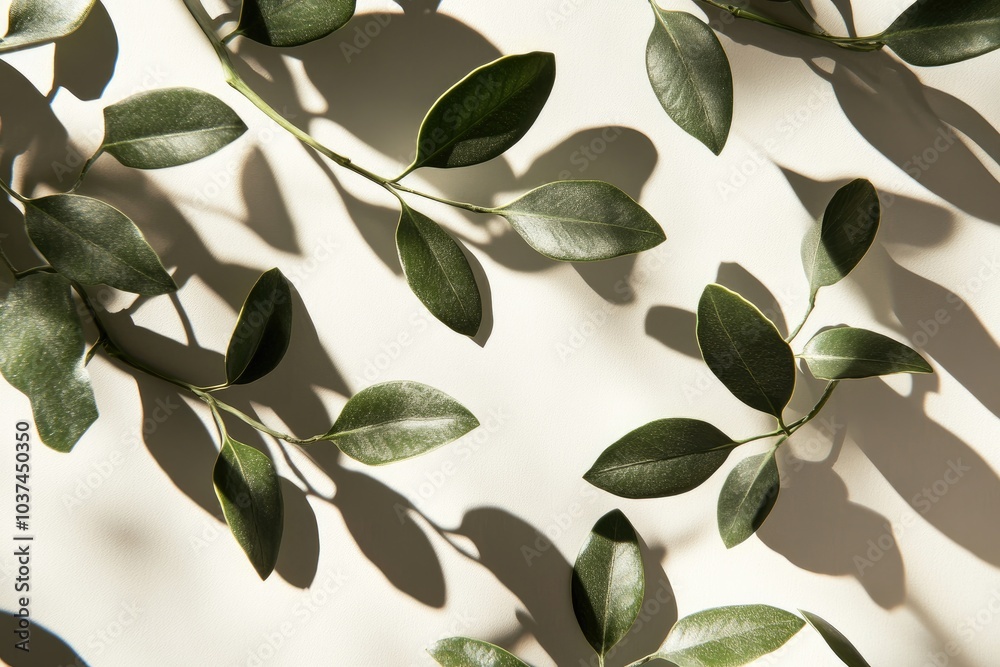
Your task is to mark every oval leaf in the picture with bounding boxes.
[658,605,805,667]
[697,284,795,419]
[0,0,95,52]
[646,8,733,155]
[572,510,644,657]
[0,273,98,452]
[404,52,556,172]
[396,204,482,337]
[717,451,780,549]
[801,327,932,380]
[237,0,355,47]
[585,418,735,499]
[25,194,176,295]
[102,87,247,169]
[800,611,873,667]
[428,638,530,667]
[325,381,479,465]
[213,436,284,579]
[496,181,665,261]
[226,268,292,385]
[883,0,1000,67]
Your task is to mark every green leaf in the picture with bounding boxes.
[572,510,644,657]
[584,418,735,499]
[658,605,805,667]
[801,327,932,380]
[213,435,284,579]
[225,268,292,385]
[25,194,176,295]
[800,611,873,667]
[428,638,530,667]
[237,0,355,47]
[101,88,247,169]
[717,451,780,549]
[404,52,556,173]
[496,181,665,261]
[0,273,98,452]
[646,8,733,155]
[396,204,482,337]
[801,179,880,299]
[697,285,795,419]
[882,0,1000,67]
[325,381,479,465]
[0,0,95,52]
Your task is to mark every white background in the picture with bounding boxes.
[2,0,1000,665]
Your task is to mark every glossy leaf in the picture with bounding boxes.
[658,605,805,667]
[102,88,247,169]
[237,0,355,47]
[646,8,733,155]
[396,204,482,337]
[0,0,95,52]
[0,273,98,452]
[697,284,795,419]
[883,0,1000,67]
[717,451,780,549]
[428,638,530,667]
[25,194,176,295]
[325,381,479,465]
[404,52,555,172]
[801,611,873,667]
[585,418,735,499]
[226,268,292,385]
[801,327,932,380]
[496,180,665,261]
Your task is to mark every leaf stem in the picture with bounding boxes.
[735,381,839,447]
[786,293,816,343]
[0,176,28,203]
[389,181,495,214]
[71,148,104,192]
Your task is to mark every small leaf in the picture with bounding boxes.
[717,452,780,549]
[496,181,665,261]
[213,436,284,579]
[226,269,292,385]
[646,8,733,155]
[572,510,644,657]
[25,194,176,295]
[396,203,482,337]
[405,52,556,172]
[585,418,735,499]
[882,0,1000,67]
[801,327,932,380]
[0,0,95,52]
[428,637,530,667]
[800,611,873,667]
[102,88,247,169]
[237,0,355,47]
[697,285,795,419]
[0,273,98,452]
[325,381,479,465]
[658,605,805,667]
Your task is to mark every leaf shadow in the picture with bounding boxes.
[51,0,118,102]
[0,611,89,667]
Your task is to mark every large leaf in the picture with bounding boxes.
[697,284,795,419]
[0,0,95,52]
[0,273,98,452]
[801,611,873,667]
[646,8,733,155]
[213,435,284,579]
[396,204,482,337]
[572,510,644,657]
[237,0,355,47]
[658,605,805,667]
[882,0,1000,67]
[717,451,780,549]
[325,381,479,465]
[225,268,292,385]
[102,88,247,169]
[25,194,176,295]
[496,181,665,261]
[428,638,530,667]
[800,327,932,380]
[584,418,734,499]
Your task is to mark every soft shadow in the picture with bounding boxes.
[716,262,788,336]
[240,147,302,254]
[0,611,89,666]
[274,479,321,588]
[51,0,118,101]
[645,306,700,359]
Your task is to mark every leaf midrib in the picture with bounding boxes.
[104,123,245,152]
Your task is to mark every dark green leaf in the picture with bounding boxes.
[405,52,556,172]
[225,268,292,385]
[102,88,247,169]
[800,611,873,667]
[572,510,644,657]
[801,327,932,380]
[883,0,1000,66]
[496,181,665,261]
[25,194,176,295]
[237,0,355,47]
[428,638,530,667]
[0,0,95,52]
[658,605,805,667]
[396,204,482,337]
[325,381,479,465]
[697,284,795,419]
[646,8,733,155]
[585,418,735,499]
[717,452,780,549]
[0,273,97,452]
